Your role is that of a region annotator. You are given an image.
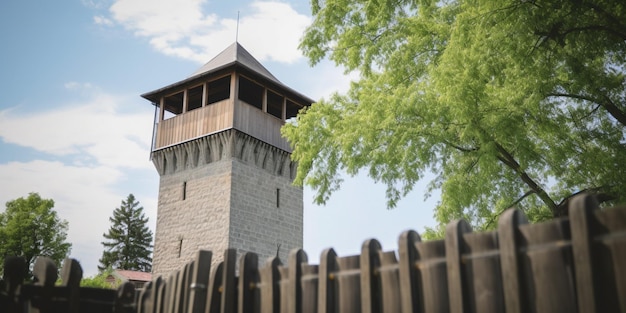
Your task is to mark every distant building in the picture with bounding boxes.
[106,269,152,290]
[142,42,313,277]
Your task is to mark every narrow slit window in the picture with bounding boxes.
[182,181,187,200]
[178,238,183,258]
[276,188,280,208]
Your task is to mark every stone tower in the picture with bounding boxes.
[142,43,312,277]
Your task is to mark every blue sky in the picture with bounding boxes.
[0,0,437,277]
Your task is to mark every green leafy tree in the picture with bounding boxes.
[284,0,626,236]
[99,194,153,272]
[0,193,72,279]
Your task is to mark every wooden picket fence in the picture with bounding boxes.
[0,256,135,313]
[2,193,625,312]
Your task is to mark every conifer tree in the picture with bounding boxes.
[99,194,153,272]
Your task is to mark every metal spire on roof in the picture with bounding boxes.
[236,11,240,43]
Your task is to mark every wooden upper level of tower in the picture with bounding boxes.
[142,43,313,152]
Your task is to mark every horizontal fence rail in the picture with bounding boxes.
[2,193,625,312]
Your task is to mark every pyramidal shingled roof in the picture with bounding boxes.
[189,42,281,84]
[142,42,314,104]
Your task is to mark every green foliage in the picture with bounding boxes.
[80,268,120,289]
[99,194,153,272]
[0,193,72,280]
[285,0,626,232]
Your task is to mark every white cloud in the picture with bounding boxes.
[105,0,310,64]
[0,84,159,276]
[93,15,114,26]
[81,0,109,10]
[0,160,157,276]
[0,88,154,169]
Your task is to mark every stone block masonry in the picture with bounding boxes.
[151,129,303,277]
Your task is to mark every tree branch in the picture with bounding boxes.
[483,189,535,229]
[555,186,616,216]
[548,92,626,127]
[494,142,558,215]
[443,140,479,152]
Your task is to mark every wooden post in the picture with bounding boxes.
[238,252,260,313]
[497,208,527,313]
[173,263,191,313]
[397,230,421,313]
[415,239,448,312]
[202,82,208,107]
[60,259,82,313]
[378,250,400,312]
[336,255,361,313]
[446,219,472,313]
[164,273,176,313]
[151,277,164,313]
[360,239,382,313]
[571,193,626,312]
[259,257,281,313]
[462,231,503,313]
[206,262,224,313]
[188,250,212,313]
[317,249,338,313]
[221,249,238,313]
[115,282,136,313]
[570,194,599,313]
[286,249,307,313]
[301,261,319,313]
[139,280,153,313]
[30,257,58,313]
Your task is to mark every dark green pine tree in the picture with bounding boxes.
[99,194,153,272]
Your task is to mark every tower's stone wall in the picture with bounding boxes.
[152,159,232,276]
[151,129,302,277]
[230,158,303,265]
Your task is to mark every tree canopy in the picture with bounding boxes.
[0,193,72,279]
[283,0,626,235]
[99,194,153,272]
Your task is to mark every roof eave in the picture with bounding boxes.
[142,63,316,106]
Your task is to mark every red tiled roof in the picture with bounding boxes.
[115,270,152,282]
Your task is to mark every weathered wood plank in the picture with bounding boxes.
[336,255,360,313]
[446,219,472,313]
[317,249,338,313]
[286,249,307,313]
[498,209,527,313]
[188,250,212,313]
[115,282,136,313]
[258,257,281,313]
[60,259,82,313]
[378,250,400,313]
[397,230,421,313]
[221,249,237,313]
[520,219,576,313]
[301,261,319,313]
[415,239,448,312]
[360,239,382,313]
[570,194,599,313]
[461,231,503,313]
[238,252,260,313]
[205,262,224,313]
